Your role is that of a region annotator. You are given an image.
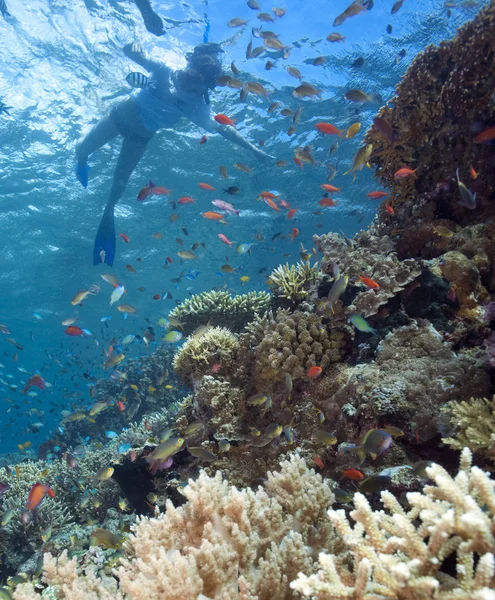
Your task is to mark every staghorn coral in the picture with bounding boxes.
[314,230,422,317]
[240,308,349,391]
[365,1,495,234]
[172,327,240,384]
[168,290,272,335]
[267,261,320,306]
[442,396,495,455]
[330,321,490,443]
[291,448,495,599]
[15,454,339,600]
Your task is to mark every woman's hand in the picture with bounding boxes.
[123,42,144,59]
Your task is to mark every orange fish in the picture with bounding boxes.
[367,191,388,199]
[293,157,303,168]
[287,208,298,219]
[120,233,130,243]
[313,455,325,469]
[150,186,171,196]
[178,196,196,205]
[117,400,125,412]
[214,113,236,127]
[108,345,113,356]
[264,198,280,211]
[200,135,208,144]
[218,233,233,246]
[394,167,418,180]
[259,191,278,200]
[315,122,343,136]
[319,197,337,207]
[385,203,395,215]
[290,228,299,241]
[26,482,55,511]
[469,165,478,180]
[340,468,364,481]
[307,366,322,377]
[474,125,495,144]
[22,374,46,394]
[358,275,380,289]
[321,184,341,193]
[199,183,215,191]
[202,211,225,220]
[166,256,173,263]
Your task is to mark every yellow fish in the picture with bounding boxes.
[103,353,125,369]
[346,122,361,138]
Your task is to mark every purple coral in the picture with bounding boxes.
[484,331,495,369]
[483,301,495,324]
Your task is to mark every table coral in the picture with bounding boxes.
[168,290,271,335]
[291,448,495,599]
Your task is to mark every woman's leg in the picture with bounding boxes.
[76,116,120,164]
[93,137,150,266]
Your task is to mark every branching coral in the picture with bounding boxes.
[172,327,240,384]
[313,230,422,317]
[240,309,349,390]
[442,396,495,455]
[291,448,495,599]
[267,261,320,305]
[168,290,272,334]
[15,454,338,600]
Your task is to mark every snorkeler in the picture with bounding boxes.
[76,41,272,266]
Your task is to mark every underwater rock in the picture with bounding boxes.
[168,290,272,335]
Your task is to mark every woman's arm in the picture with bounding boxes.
[123,42,168,74]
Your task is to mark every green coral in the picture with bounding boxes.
[268,261,320,304]
[442,396,495,454]
[168,290,271,334]
[173,327,240,383]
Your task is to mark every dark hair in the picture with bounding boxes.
[186,43,224,89]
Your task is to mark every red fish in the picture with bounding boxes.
[315,122,343,136]
[469,165,478,180]
[178,196,196,205]
[166,256,173,264]
[367,191,388,199]
[278,199,290,209]
[287,208,298,219]
[214,113,236,127]
[138,180,155,201]
[359,275,380,289]
[394,167,418,180]
[293,157,303,168]
[340,468,364,481]
[117,400,125,412]
[259,191,278,200]
[200,135,208,144]
[120,233,130,243]
[319,197,337,207]
[211,363,222,373]
[65,326,84,336]
[307,366,322,377]
[150,186,171,196]
[313,455,325,469]
[290,228,299,241]
[26,482,55,512]
[22,374,46,395]
[202,211,225,220]
[385,203,395,215]
[474,125,495,144]
[152,294,161,300]
[321,184,341,193]
[218,233,233,246]
[199,183,215,191]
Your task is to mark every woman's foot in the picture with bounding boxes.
[76,161,90,188]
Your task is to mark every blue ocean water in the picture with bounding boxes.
[0,0,486,454]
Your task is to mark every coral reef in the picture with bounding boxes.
[442,395,495,456]
[267,261,320,307]
[14,455,340,600]
[291,448,495,599]
[313,230,422,317]
[172,327,240,384]
[330,321,490,443]
[168,290,272,335]
[239,308,350,391]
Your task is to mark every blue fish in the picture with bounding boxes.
[101,316,111,322]
[105,431,118,439]
[118,443,131,454]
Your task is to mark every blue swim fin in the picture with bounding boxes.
[93,210,116,266]
[76,161,90,188]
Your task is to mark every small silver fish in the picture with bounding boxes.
[456,169,476,209]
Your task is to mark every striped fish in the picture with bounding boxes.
[0,0,10,17]
[125,72,152,89]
